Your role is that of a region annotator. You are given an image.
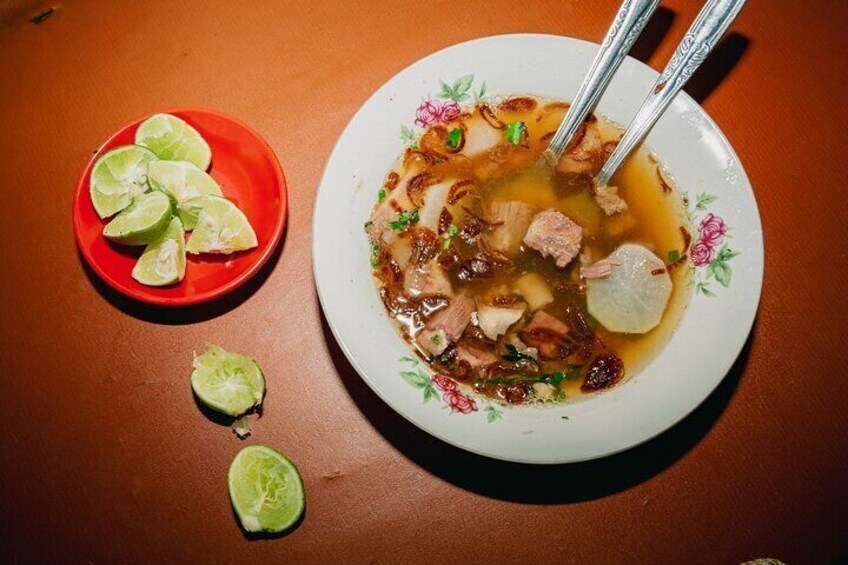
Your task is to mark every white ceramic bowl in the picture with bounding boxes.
[313,34,763,464]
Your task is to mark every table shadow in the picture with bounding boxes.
[322,306,755,504]
[684,32,750,104]
[79,221,286,325]
[629,6,676,65]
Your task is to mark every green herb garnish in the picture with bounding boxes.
[505,122,526,146]
[438,354,450,364]
[501,344,538,364]
[369,244,380,268]
[668,249,680,263]
[442,224,459,249]
[390,208,420,231]
[364,220,373,229]
[431,334,441,344]
[377,188,386,202]
[447,128,462,149]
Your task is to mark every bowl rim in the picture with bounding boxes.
[313,33,764,464]
[72,106,288,307]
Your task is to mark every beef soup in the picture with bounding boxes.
[366,96,692,405]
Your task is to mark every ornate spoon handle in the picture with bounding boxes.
[596,0,747,185]
[544,0,661,164]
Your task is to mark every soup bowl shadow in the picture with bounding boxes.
[321,307,754,504]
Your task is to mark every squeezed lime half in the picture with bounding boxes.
[228,445,305,533]
[102,190,173,245]
[147,160,223,230]
[135,113,212,170]
[89,145,159,219]
[132,216,186,286]
[191,344,265,417]
[185,196,258,255]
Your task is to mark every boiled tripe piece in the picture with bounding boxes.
[147,160,222,230]
[102,190,173,246]
[513,272,554,311]
[135,113,212,170]
[89,144,159,219]
[586,243,672,334]
[132,216,186,286]
[484,200,534,256]
[186,195,257,254]
[478,305,526,341]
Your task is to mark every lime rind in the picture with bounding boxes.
[228,445,305,533]
[135,113,212,170]
[131,217,186,286]
[190,344,265,417]
[89,145,159,219]
[102,190,173,245]
[185,195,258,255]
[147,160,223,230]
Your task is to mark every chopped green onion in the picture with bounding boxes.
[447,128,462,149]
[390,209,420,231]
[505,122,526,146]
[377,188,386,202]
[668,249,680,263]
[369,244,380,268]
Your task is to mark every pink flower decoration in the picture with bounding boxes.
[415,100,443,128]
[431,375,477,414]
[445,390,478,414]
[440,101,461,122]
[690,239,715,267]
[431,374,457,393]
[698,213,727,247]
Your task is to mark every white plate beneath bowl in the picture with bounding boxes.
[313,34,763,464]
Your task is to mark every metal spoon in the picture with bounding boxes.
[595,0,747,186]
[542,0,661,168]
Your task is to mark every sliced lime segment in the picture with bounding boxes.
[135,113,212,170]
[190,344,265,417]
[228,445,305,533]
[102,190,173,245]
[132,217,186,286]
[89,145,159,219]
[147,160,223,230]
[186,196,258,254]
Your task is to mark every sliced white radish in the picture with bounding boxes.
[586,243,672,334]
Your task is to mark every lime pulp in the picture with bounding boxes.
[135,113,212,170]
[89,145,158,219]
[147,160,222,230]
[185,195,258,254]
[102,190,173,246]
[228,445,305,533]
[190,344,265,417]
[131,216,186,286]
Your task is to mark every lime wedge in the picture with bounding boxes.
[147,160,223,230]
[228,445,305,533]
[135,113,212,170]
[132,217,186,286]
[186,196,258,255]
[102,190,173,245]
[190,344,265,417]
[89,145,159,219]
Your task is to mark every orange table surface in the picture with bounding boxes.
[1,0,846,563]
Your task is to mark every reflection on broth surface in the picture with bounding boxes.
[367,96,692,405]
